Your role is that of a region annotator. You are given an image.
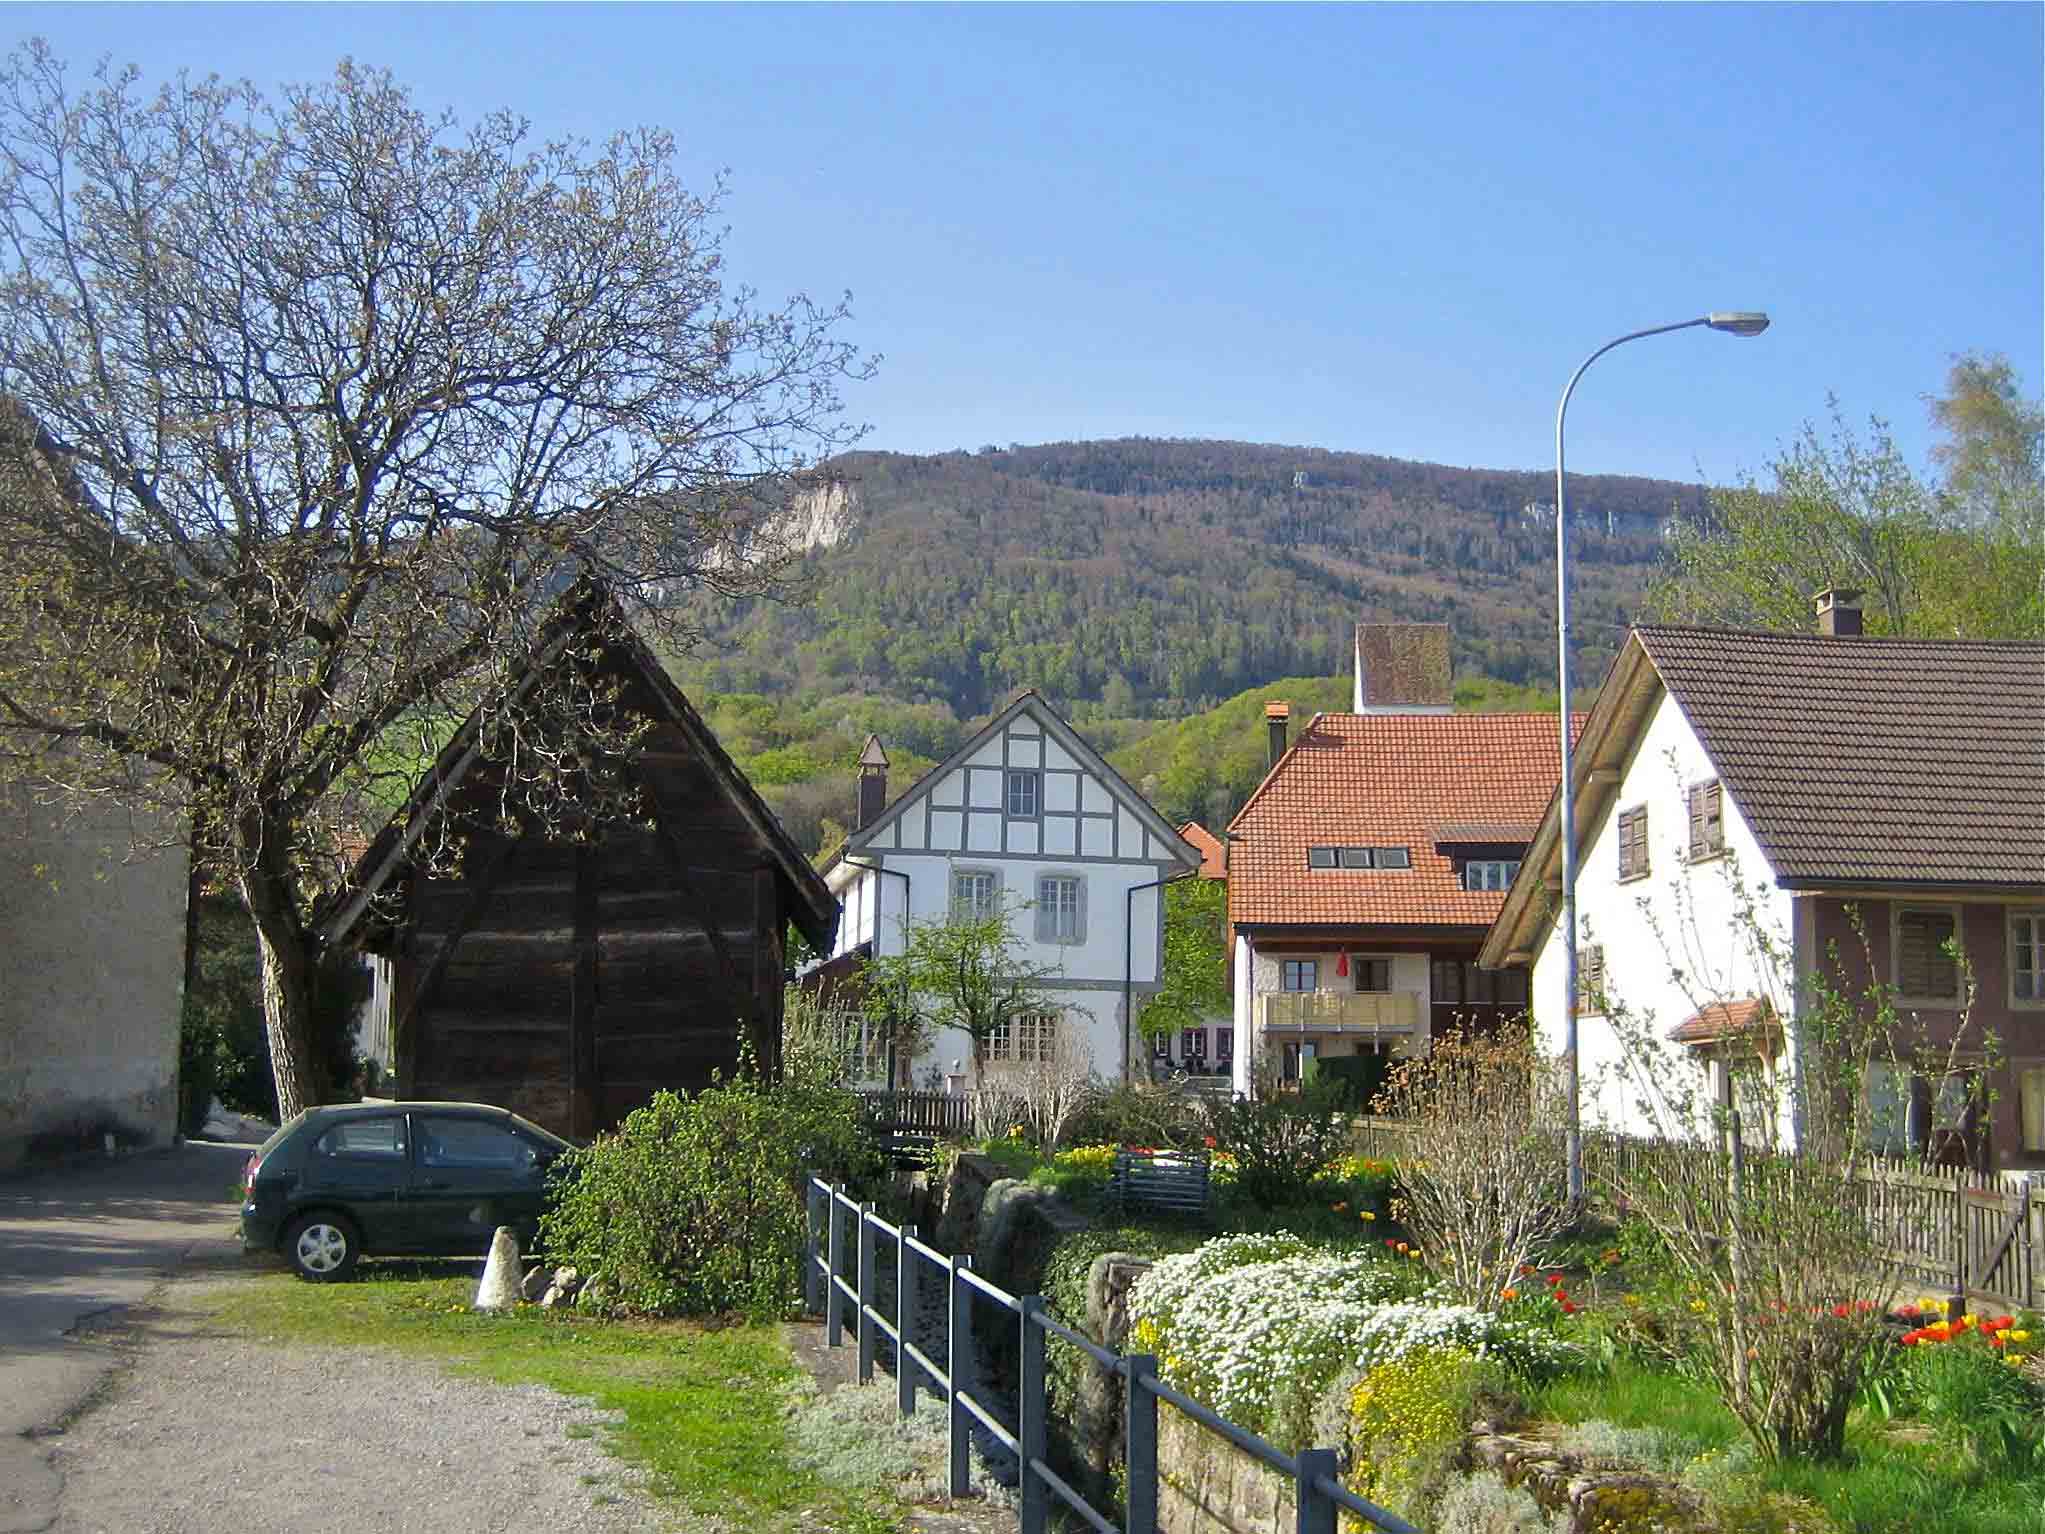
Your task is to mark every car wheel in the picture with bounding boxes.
[284,1212,361,1282]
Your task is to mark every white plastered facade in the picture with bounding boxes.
[1528,687,1799,1146]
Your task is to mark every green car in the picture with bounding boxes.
[240,1101,574,1281]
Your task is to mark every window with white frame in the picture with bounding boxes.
[1216,1025,1233,1062]
[1463,859,1521,892]
[1035,875,1084,943]
[1181,1026,1207,1061]
[1006,770,1041,818]
[952,868,999,919]
[990,1010,1059,1063]
[2012,911,2045,1004]
[1895,906,1960,1001]
[1281,959,1318,992]
[1353,958,1392,993]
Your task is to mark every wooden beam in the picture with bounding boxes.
[753,865,783,1078]
[570,843,600,1141]
[651,820,753,1018]
[391,837,519,1086]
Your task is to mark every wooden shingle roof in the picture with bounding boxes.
[1226,712,1575,929]
[1636,626,2045,888]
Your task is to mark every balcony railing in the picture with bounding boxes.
[1257,989,1423,1035]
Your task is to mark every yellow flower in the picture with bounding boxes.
[2006,1354,2026,1367]
[1689,1299,1709,1314]
[1361,1211,1377,1222]
[1407,1249,1423,1260]
[1623,1294,1640,1307]
[2010,1329,2031,1343]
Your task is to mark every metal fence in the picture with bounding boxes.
[805,1177,1420,1534]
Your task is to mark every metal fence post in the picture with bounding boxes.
[825,1184,845,1347]
[1124,1352,1159,1534]
[896,1223,920,1417]
[1295,1446,1338,1534]
[856,1201,878,1384]
[1018,1295,1048,1534]
[948,1254,974,1499]
[803,1180,823,1314]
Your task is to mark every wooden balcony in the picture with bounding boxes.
[1257,989,1423,1036]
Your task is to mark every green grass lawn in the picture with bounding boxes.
[207,1263,905,1533]
[1523,1357,2045,1534]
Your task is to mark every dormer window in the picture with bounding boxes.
[1463,859,1521,892]
[1307,845,1411,871]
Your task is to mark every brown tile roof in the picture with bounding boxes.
[1636,627,2045,888]
[1177,820,1228,880]
[1669,997,1780,1047]
[1227,712,1577,928]
[1355,624,1451,708]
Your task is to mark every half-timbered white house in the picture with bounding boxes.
[809,692,1199,1088]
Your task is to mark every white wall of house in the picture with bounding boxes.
[1528,687,1797,1144]
[817,699,1191,1085]
[0,788,188,1170]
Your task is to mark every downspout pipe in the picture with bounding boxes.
[1123,873,1185,1084]
[844,856,911,1087]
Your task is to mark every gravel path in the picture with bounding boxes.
[46,1279,674,1534]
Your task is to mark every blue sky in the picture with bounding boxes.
[12,3,2042,487]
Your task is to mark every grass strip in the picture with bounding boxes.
[206,1262,901,1533]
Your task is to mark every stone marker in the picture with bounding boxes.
[474,1226,524,1311]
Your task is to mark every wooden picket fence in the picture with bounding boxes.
[1346,1115,2045,1312]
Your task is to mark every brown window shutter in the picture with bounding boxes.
[1618,806,1648,880]
[1687,784,1706,859]
[1898,909,1957,998]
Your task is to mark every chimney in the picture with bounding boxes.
[1354,622,1452,714]
[1264,702,1290,770]
[856,734,890,830]
[1814,587,1863,638]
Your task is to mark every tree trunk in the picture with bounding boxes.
[238,863,320,1122]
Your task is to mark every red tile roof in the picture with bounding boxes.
[1669,997,1780,1048]
[1227,712,1577,929]
[1177,820,1228,880]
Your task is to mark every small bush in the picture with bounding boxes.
[1202,1071,1347,1206]
[1065,1079,1208,1150]
[1343,1346,1485,1519]
[540,1074,879,1318]
[1435,1470,1569,1534]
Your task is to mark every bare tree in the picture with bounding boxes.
[1374,1022,1571,1311]
[984,1017,1098,1148]
[0,46,869,1116]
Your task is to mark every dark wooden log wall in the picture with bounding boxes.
[393,722,796,1141]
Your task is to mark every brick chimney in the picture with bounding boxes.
[1814,587,1863,638]
[1354,623,1452,714]
[856,734,890,830]
[1265,702,1290,770]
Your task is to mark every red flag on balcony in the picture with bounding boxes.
[1335,951,1349,978]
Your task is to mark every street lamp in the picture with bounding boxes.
[1554,311,1769,1205]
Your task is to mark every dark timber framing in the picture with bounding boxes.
[326,584,837,1140]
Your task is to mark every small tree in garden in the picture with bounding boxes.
[1203,1065,1348,1205]
[1593,858,1999,1462]
[855,900,1061,1083]
[1374,1023,1570,1311]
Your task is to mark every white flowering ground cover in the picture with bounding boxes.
[1128,1234,1582,1452]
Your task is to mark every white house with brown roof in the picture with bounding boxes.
[1480,592,2045,1172]
[1226,624,1573,1097]
[810,693,1199,1088]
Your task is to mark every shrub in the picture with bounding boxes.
[539,1074,879,1318]
[1202,1070,1347,1206]
[1435,1470,1570,1534]
[1027,1143,1118,1200]
[1129,1239,1578,1452]
[1065,1078,1208,1151]
[1874,1315,2044,1469]
[1343,1346,1486,1520]
[1374,1023,1569,1311]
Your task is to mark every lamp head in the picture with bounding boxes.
[1706,311,1770,337]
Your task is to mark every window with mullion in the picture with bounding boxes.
[1281,958,1318,992]
[1035,875,1083,943]
[952,868,999,919]
[2012,912,2045,1003]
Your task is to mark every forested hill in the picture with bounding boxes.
[673,437,1707,720]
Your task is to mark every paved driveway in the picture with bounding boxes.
[0,1139,253,1533]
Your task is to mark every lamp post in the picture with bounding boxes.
[1555,311,1768,1204]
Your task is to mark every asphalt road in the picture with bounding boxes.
[0,1138,255,1534]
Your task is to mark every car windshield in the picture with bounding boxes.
[506,1112,574,1152]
